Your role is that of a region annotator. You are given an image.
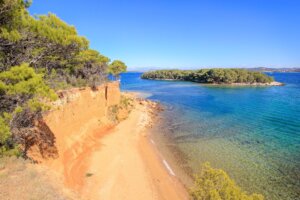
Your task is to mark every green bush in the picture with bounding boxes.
[0,64,57,156]
[190,162,264,200]
[0,63,57,101]
[107,60,127,80]
[0,114,11,145]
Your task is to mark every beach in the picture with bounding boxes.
[77,95,188,200]
[0,88,188,200]
[1,72,298,200]
[1,1,299,199]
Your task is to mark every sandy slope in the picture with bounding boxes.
[1,87,188,200]
[79,103,188,200]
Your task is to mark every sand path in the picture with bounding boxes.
[79,104,188,200]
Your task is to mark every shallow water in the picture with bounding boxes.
[120,72,300,200]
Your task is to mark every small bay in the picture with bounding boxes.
[121,72,300,200]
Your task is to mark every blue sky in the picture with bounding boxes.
[29,0,300,70]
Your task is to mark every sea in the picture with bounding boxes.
[120,72,300,200]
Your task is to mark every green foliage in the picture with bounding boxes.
[0,0,119,88]
[68,49,110,88]
[142,69,274,84]
[0,28,21,42]
[0,0,127,157]
[190,162,264,200]
[0,112,20,156]
[108,60,127,79]
[76,49,110,66]
[0,64,57,156]
[0,0,28,41]
[0,145,21,156]
[30,13,89,48]
[0,63,57,103]
[0,114,11,144]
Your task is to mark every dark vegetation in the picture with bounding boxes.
[141,69,274,84]
[0,0,127,156]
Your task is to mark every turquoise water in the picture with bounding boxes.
[120,72,300,200]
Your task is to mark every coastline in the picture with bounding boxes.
[77,92,188,199]
[0,88,189,200]
[120,72,300,200]
[205,81,283,86]
[142,78,283,86]
[147,118,195,186]
[132,92,195,192]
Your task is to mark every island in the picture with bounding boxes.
[141,69,283,86]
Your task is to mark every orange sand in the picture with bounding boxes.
[40,85,188,199]
[80,103,188,200]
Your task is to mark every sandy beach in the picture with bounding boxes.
[0,87,188,200]
[58,94,189,200]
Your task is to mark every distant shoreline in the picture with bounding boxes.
[145,78,284,86]
[126,70,300,74]
[141,68,281,86]
[210,81,283,86]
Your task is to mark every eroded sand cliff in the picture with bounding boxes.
[18,82,187,200]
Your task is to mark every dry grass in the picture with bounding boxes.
[0,157,81,200]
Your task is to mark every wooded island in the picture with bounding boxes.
[141,69,279,85]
